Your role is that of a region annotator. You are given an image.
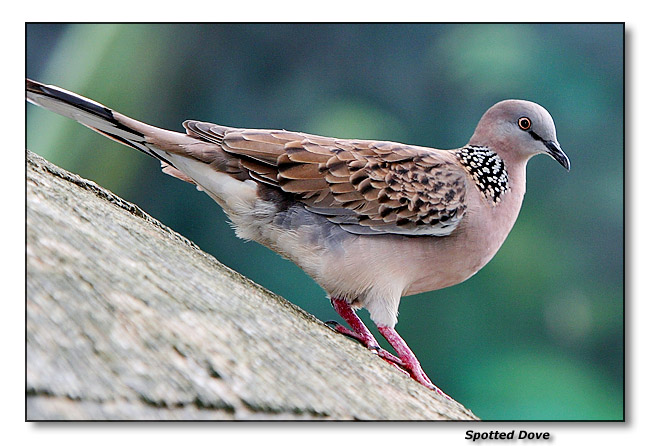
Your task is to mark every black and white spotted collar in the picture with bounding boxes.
[455,145,509,203]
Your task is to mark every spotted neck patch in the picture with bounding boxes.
[455,145,509,203]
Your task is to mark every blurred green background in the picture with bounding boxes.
[25,23,623,420]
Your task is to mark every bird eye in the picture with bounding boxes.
[518,117,531,130]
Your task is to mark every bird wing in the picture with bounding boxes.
[184,120,468,236]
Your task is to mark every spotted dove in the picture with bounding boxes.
[26,79,570,398]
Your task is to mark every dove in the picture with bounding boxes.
[26,78,570,398]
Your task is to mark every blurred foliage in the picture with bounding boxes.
[26,23,623,420]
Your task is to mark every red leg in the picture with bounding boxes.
[377,325,452,400]
[329,298,404,367]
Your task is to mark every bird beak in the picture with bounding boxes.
[544,140,570,171]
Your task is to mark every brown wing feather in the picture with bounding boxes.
[183,121,468,236]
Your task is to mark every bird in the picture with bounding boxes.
[26,78,570,399]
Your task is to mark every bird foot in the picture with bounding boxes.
[324,320,405,367]
[376,325,453,400]
[328,298,452,399]
[407,366,452,399]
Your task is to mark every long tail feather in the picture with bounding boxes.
[26,79,177,167]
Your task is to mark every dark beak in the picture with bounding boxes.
[544,140,570,171]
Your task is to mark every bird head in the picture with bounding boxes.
[469,99,570,171]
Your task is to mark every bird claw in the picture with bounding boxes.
[426,383,454,400]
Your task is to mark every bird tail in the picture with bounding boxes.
[25,78,194,168]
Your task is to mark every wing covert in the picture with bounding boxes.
[184,121,468,236]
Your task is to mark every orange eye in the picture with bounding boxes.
[518,117,531,130]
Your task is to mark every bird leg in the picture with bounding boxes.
[328,298,451,398]
[327,298,405,367]
[377,325,452,399]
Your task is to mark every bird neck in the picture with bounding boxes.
[455,145,510,204]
